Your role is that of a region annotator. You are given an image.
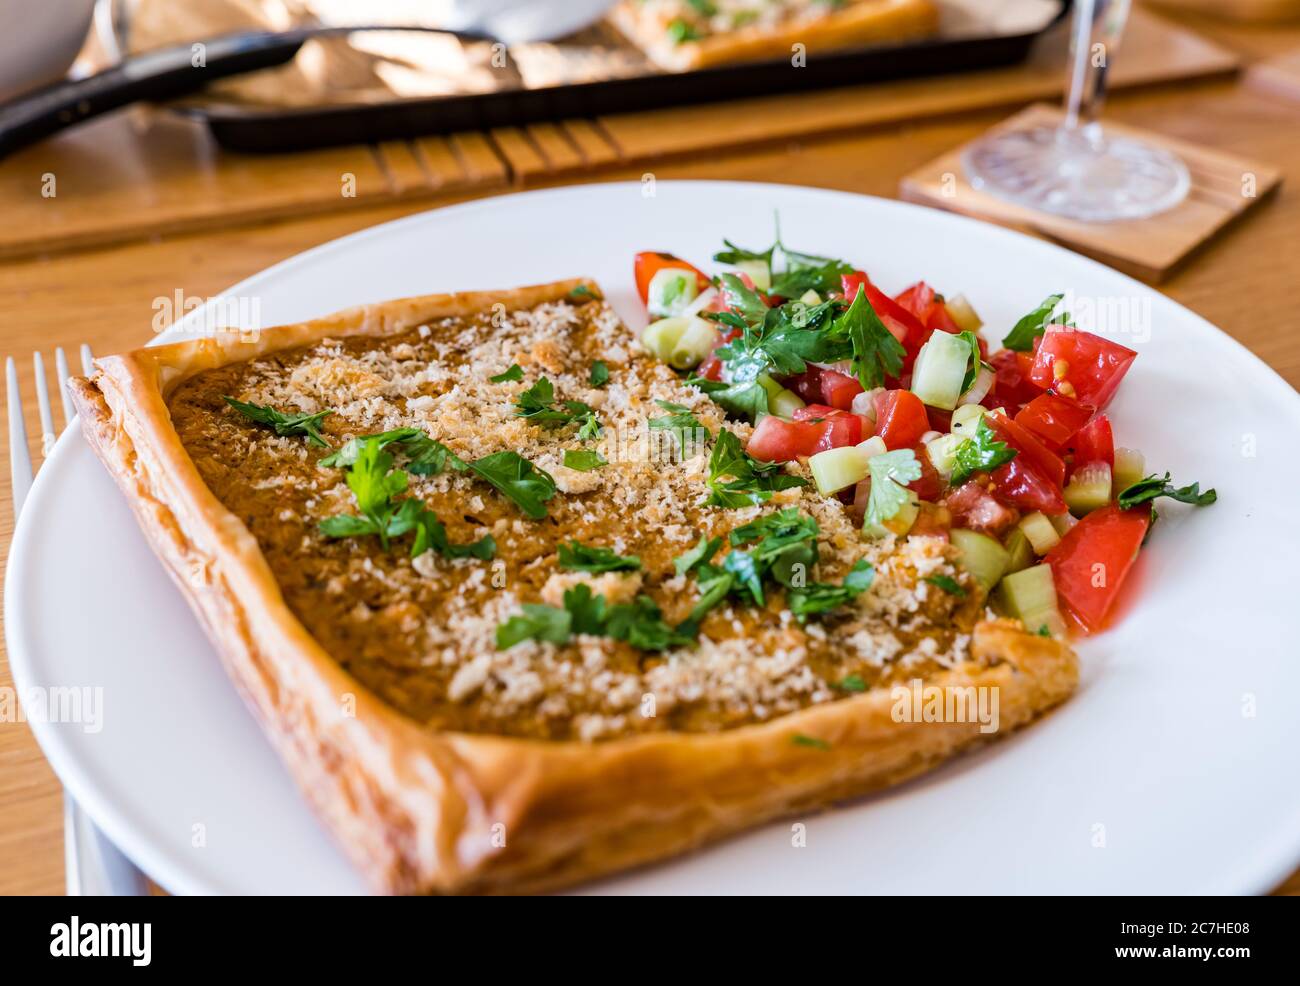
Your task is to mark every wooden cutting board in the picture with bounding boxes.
[0,8,1237,262]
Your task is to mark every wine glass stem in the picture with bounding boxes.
[1063,0,1132,140]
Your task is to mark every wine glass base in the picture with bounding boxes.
[962,124,1191,223]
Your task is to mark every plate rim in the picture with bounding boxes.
[8,179,1300,895]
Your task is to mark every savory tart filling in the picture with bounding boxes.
[628,0,874,44]
[168,293,983,742]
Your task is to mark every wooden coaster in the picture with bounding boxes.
[898,103,1282,283]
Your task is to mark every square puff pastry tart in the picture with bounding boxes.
[69,279,1076,894]
[608,0,940,72]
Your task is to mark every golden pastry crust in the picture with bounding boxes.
[69,278,1076,894]
[608,0,940,72]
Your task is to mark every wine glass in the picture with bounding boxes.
[962,0,1189,223]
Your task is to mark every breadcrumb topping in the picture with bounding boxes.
[168,294,982,741]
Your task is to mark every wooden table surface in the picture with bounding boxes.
[2,13,1298,896]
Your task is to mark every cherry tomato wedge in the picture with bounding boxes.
[745,416,823,462]
[986,412,1067,488]
[873,390,930,450]
[945,482,1019,537]
[1070,414,1114,468]
[813,413,862,452]
[821,368,865,411]
[906,444,945,501]
[1029,327,1137,410]
[1046,504,1150,633]
[986,348,1043,413]
[1014,393,1094,451]
[990,457,1068,514]
[633,252,709,306]
[894,281,962,334]
[791,404,841,421]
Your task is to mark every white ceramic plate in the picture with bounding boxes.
[8,182,1300,895]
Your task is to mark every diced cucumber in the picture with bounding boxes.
[1064,461,1112,516]
[1113,447,1146,491]
[642,317,689,362]
[682,286,719,318]
[769,388,806,420]
[950,403,987,437]
[1048,512,1077,536]
[857,435,887,458]
[924,432,965,481]
[944,294,983,333]
[799,290,822,305]
[910,331,970,411]
[994,564,1066,637]
[1018,511,1061,554]
[668,317,719,369]
[734,259,771,293]
[810,445,871,495]
[756,373,785,399]
[863,491,919,539]
[1003,528,1034,575]
[646,268,700,318]
[950,528,1009,591]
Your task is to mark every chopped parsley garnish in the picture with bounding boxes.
[1037,625,1053,638]
[489,364,524,383]
[956,329,984,394]
[569,284,595,299]
[948,418,1017,486]
[563,448,607,471]
[666,16,701,43]
[863,448,923,531]
[713,225,854,299]
[1001,293,1073,352]
[786,559,875,624]
[318,437,493,559]
[466,450,557,519]
[924,574,967,597]
[557,540,641,573]
[1117,472,1217,510]
[791,734,830,751]
[222,397,333,448]
[514,377,601,439]
[836,674,868,693]
[319,427,465,476]
[496,584,690,652]
[702,430,807,507]
[588,360,609,387]
[833,284,907,390]
[673,534,721,576]
[648,399,710,453]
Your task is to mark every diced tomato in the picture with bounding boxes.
[986,349,1043,412]
[1070,414,1114,468]
[925,405,953,434]
[1046,503,1150,633]
[784,367,825,404]
[990,457,1068,514]
[986,412,1066,488]
[872,389,929,450]
[791,403,839,421]
[695,327,740,382]
[894,281,963,334]
[945,482,1019,537]
[1014,393,1094,452]
[821,368,864,412]
[1029,327,1137,410]
[909,501,952,540]
[633,251,709,306]
[906,445,945,501]
[745,416,823,462]
[841,272,927,369]
[813,413,862,452]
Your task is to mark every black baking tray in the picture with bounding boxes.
[188,2,1070,154]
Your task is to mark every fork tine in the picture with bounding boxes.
[6,356,33,518]
[33,352,56,457]
[80,343,94,377]
[54,347,74,428]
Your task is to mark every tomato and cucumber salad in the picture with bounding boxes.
[633,238,1216,636]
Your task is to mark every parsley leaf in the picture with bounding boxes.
[791,734,830,750]
[589,361,609,387]
[1002,293,1073,352]
[769,257,855,299]
[924,574,967,597]
[490,364,524,383]
[558,540,641,573]
[956,330,984,395]
[836,674,867,693]
[514,377,602,438]
[787,559,875,623]
[949,418,1017,486]
[410,511,495,561]
[496,604,571,649]
[1117,472,1217,510]
[319,427,466,476]
[830,284,906,390]
[605,596,694,651]
[703,430,807,507]
[563,584,608,636]
[563,448,607,471]
[648,399,710,453]
[496,585,689,652]
[864,449,923,531]
[467,451,557,519]
[223,397,333,448]
[673,535,721,575]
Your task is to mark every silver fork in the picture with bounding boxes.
[6,346,150,896]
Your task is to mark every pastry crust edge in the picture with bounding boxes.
[68,277,1077,895]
